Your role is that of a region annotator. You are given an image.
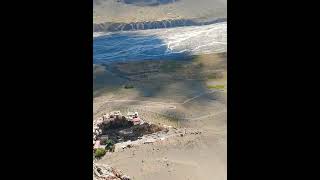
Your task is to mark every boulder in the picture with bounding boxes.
[99,135,109,145]
[121,175,131,180]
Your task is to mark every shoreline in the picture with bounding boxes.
[93,18,227,32]
[93,22,227,64]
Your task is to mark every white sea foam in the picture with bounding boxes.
[93,22,227,63]
[93,32,111,38]
[153,22,227,54]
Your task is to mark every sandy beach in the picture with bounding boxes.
[93,53,227,180]
[93,0,227,24]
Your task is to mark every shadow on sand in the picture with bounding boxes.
[93,32,226,122]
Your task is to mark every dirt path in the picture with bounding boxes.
[99,90,220,121]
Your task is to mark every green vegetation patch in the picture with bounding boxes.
[95,148,106,158]
[105,139,115,152]
[207,85,225,89]
[206,72,223,80]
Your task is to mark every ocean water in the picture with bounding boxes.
[93,22,227,64]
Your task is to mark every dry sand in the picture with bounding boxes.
[93,53,227,180]
[93,0,227,24]
[99,126,226,180]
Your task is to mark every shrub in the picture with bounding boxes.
[124,84,134,89]
[105,139,115,152]
[95,148,106,158]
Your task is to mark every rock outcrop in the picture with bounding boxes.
[93,163,131,180]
